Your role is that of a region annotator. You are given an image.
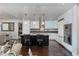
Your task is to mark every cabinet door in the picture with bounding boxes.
[30,20,39,28]
[23,20,30,34]
[58,20,64,43]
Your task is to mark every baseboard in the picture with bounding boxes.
[49,39,55,41]
[54,40,72,56]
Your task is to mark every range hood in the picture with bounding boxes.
[40,15,45,32]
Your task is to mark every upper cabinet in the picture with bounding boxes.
[30,20,39,29]
[22,20,30,34]
[30,15,39,29]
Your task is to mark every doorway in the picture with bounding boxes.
[18,22,23,39]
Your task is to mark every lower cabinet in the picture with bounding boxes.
[48,33,58,40]
[21,34,49,47]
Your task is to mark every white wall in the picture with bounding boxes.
[57,5,79,56]
[72,5,78,56]
[0,19,22,39]
[77,4,79,56]
[57,8,73,52]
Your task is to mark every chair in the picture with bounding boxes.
[11,42,22,56]
[0,34,9,45]
[37,35,44,47]
[21,35,30,46]
[30,35,37,46]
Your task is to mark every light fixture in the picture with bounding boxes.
[41,22,45,25]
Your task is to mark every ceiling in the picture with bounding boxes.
[0,3,75,20]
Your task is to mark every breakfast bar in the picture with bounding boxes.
[21,34,49,47]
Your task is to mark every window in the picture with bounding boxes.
[1,22,14,31]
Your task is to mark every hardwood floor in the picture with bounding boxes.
[20,40,72,56]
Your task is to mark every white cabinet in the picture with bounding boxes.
[57,20,64,43]
[22,20,30,34]
[49,33,58,40]
[30,20,39,29]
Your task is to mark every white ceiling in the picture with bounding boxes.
[0,3,75,20]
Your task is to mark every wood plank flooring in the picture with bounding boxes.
[20,40,72,56]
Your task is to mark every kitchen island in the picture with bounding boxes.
[21,34,49,47]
